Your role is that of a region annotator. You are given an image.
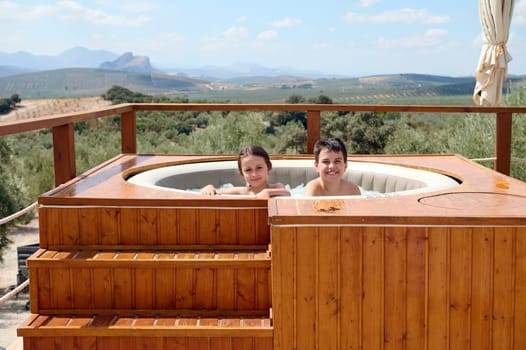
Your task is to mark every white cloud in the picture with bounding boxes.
[272,17,302,28]
[92,0,156,13]
[222,26,249,40]
[0,1,55,20]
[514,0,526,25]
[56,1,150,26]
[376,28,449,49]
[0,1,150,26]
[257,30,278,40]
[344,8,449,24]
[359,0,379,8]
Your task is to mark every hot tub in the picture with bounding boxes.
[126,159,460,197]
[35,153,526,350]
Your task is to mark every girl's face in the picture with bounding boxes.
[240,155,270,188]
[314,149,347,182]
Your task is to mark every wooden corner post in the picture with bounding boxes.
[495,111,512,175]
[52,123,76,186]
[307,110,320,154]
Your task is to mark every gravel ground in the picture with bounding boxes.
[0,216,39,350]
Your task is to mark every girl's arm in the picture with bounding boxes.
[201,184,251,196]
[256,183,291,198]
[200,184,217,195]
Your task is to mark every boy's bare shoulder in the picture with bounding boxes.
[341,179,361,195]
[304,178,322,196]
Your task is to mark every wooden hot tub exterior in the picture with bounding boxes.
[18,153,526,349]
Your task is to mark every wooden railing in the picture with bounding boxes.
[0,103,525,186]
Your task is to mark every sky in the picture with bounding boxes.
[0,0,525,77]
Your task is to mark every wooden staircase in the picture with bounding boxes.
[19,196,273,349]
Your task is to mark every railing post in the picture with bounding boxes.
[307,110,320,153]
[52,123,76,186]
[121,110,137,153]
[495,111,512,175]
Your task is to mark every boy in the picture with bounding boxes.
[304,138,361,196]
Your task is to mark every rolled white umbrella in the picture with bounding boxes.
[473,0,514,106]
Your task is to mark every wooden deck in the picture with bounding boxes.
[19,153,526,349]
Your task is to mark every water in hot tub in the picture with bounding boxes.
[190,183,384,197]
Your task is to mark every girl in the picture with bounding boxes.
[201,145,291,198]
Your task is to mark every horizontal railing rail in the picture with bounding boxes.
[0,103,525,186]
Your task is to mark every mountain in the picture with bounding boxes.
[167,61,340,81]
[0,68,206,98]
[100,52,162,74]
[0,65,34,78]
[0,47,118,71]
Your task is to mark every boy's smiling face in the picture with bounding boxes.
[314,149,348,182]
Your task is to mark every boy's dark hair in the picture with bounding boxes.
[238,145,272,174]
[313,138,348,162]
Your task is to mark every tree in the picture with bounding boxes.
[0,139,27,262]
[322,112,393,154]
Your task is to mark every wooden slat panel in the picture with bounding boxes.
[61,208,79,245]
[136,336,163,349]
[92,268,113,309]
[427,227,449,350]
[237,268,256,311]
[318,226,340,349]
[138,208,157,245]
[340,226,362,349]
[471,227,493,350]
[384,226,407,350]
[238,209,256,245]
[296,227,317,350]
[164,337,187,349]
[255,209,269,245]
[448,227,472,349]
[77,336,97,350]
[362,226,384,349]
[219,209,238,244]
[38,207,59,248]
[493,226,515,349]
[155,267,175,309]
[35,269,51,309]
[135,267,154,309]
[198,209,217,244]
[271,226,296,350]
[175,268,194,309]
[406,227,426,349]
[71,267,92,309]
[40,205,269,248]
[120,208,138,245]
[256,268,270,311]
[96,336,120,350]
[158,208,177,245]
[194,268,215,309]
[79,208,100,244]
[114,267,133,308]
[100,208,121,245]
[514,227,526,350]
[50,267,72,309]
[217,268,236,310]
[177,209,198,244]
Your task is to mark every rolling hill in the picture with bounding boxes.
[0,68,523,104]
[0,68,207,98]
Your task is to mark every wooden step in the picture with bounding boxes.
[28,249,271,315]
[19,314,273,349]
[38,206,270,249]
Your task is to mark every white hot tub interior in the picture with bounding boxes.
[127,159,460,197]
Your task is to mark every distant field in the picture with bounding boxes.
[0,96,111,123]
[0,68,523,107]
